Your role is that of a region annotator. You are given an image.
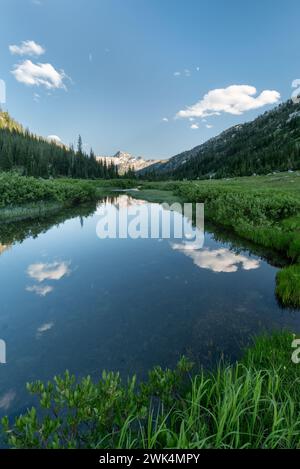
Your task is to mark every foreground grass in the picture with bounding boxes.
[136,172,300,308]
[2,332,300,449]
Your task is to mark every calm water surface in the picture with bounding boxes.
[0,194,299,416]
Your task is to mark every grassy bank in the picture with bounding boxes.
[136,172,300,308]
[2,332,300,449]
[0,173,135,221]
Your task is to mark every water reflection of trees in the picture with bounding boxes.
[0,203,97,249]
[0,195,142,251]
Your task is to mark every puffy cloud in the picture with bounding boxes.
[9,40,45,56]
[11,60,68,90]
[190,123,199,129]
[27,261,71,282]
[176,85,280,119]
[172,245,260,273]
[206,124,213,129]
[162,117,169,122]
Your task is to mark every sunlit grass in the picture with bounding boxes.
[276,265,300,307]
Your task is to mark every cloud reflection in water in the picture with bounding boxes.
[172,244,260,273]
[26,261,71,297]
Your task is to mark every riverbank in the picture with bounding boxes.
[1,171,300,307]
[0,173,135,222]
[133,172,300,308]
[2,331,300,449]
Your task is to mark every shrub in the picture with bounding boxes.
[0,173,97,208]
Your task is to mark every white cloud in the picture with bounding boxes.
[27,261,71,282]
[176,85,280,119]
[47,135,62,144]
[9,40,45,56]
[37,322,54,333]
[190,123,199,129]
[206,124,213,129]
[172,245,260,273]
[174,71,181,76]
[26,285,54,297]
[12,60,68,90]
[162,117,169,122]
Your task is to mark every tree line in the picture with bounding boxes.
[0,112,119,179]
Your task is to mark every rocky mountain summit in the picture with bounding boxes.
[96,151,160,174]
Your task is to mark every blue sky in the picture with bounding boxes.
[1,0,300,159]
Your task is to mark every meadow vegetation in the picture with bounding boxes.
[0,172,134,221]
[3,332,300,449]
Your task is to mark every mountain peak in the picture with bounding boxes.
[96,150,162,175]
[113,151,134,160]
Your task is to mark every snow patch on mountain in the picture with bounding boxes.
[96,151,161,174]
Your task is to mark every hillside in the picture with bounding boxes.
[0,111,23,133]
[0,111,118,179]
[96,151,160,175]
[140,100,300,179]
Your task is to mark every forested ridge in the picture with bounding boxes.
[142,100,300,180]
[0,111,118,179]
